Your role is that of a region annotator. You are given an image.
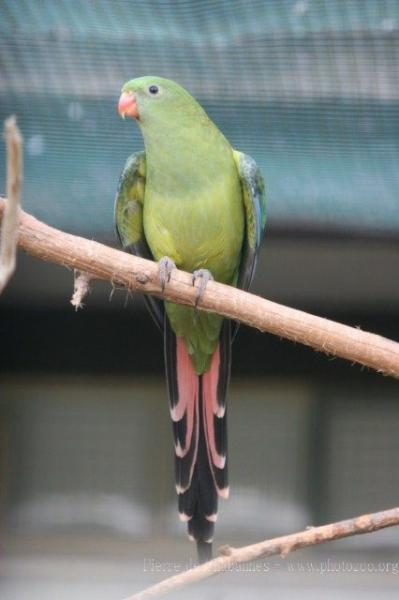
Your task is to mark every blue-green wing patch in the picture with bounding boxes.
[115,151,146,248]
[115,150,163,330]
[233,150,266,292]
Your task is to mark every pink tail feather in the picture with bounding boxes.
[164,319,231,560]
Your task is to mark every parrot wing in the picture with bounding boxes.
[233,150,267,293]
[114,151,164,330]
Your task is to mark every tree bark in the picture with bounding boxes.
[123,506,399,599]
[1,196,399,378]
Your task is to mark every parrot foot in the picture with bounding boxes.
[192,269,214,308]
[158,256,176,292]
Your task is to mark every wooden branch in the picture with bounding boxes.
[0,117,22,293]
[123,506,399,599]
[0,197,399,378]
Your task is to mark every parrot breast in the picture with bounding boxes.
[142,130,244,373]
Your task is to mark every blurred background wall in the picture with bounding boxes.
[0,1,399,599]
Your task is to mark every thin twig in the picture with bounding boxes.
[0,197,399,378]
[124,506,399,599]
[0,117,22,294]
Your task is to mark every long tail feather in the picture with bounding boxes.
[164,319,231,562]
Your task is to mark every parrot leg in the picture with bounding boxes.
[158,256,176,292]
[192,269,214,308]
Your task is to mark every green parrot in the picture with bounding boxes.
[115,76,266,562]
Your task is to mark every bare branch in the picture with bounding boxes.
[0,197,399,378]
[0,117,23,294]
[124,506,399,599]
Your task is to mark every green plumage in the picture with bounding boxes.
[115,76,266,373]
[115,152,146,246]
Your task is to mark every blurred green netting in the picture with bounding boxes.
[0,0,398,238]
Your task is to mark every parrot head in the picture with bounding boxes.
[117,76,205,125]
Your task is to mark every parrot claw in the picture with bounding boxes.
[158,256,176,292]
[192,269,214,308]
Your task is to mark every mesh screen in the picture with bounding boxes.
[0,0,398,237]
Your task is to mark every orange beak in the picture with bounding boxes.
[118,91,139,119]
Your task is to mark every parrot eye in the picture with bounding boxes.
[148,85,159,95]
